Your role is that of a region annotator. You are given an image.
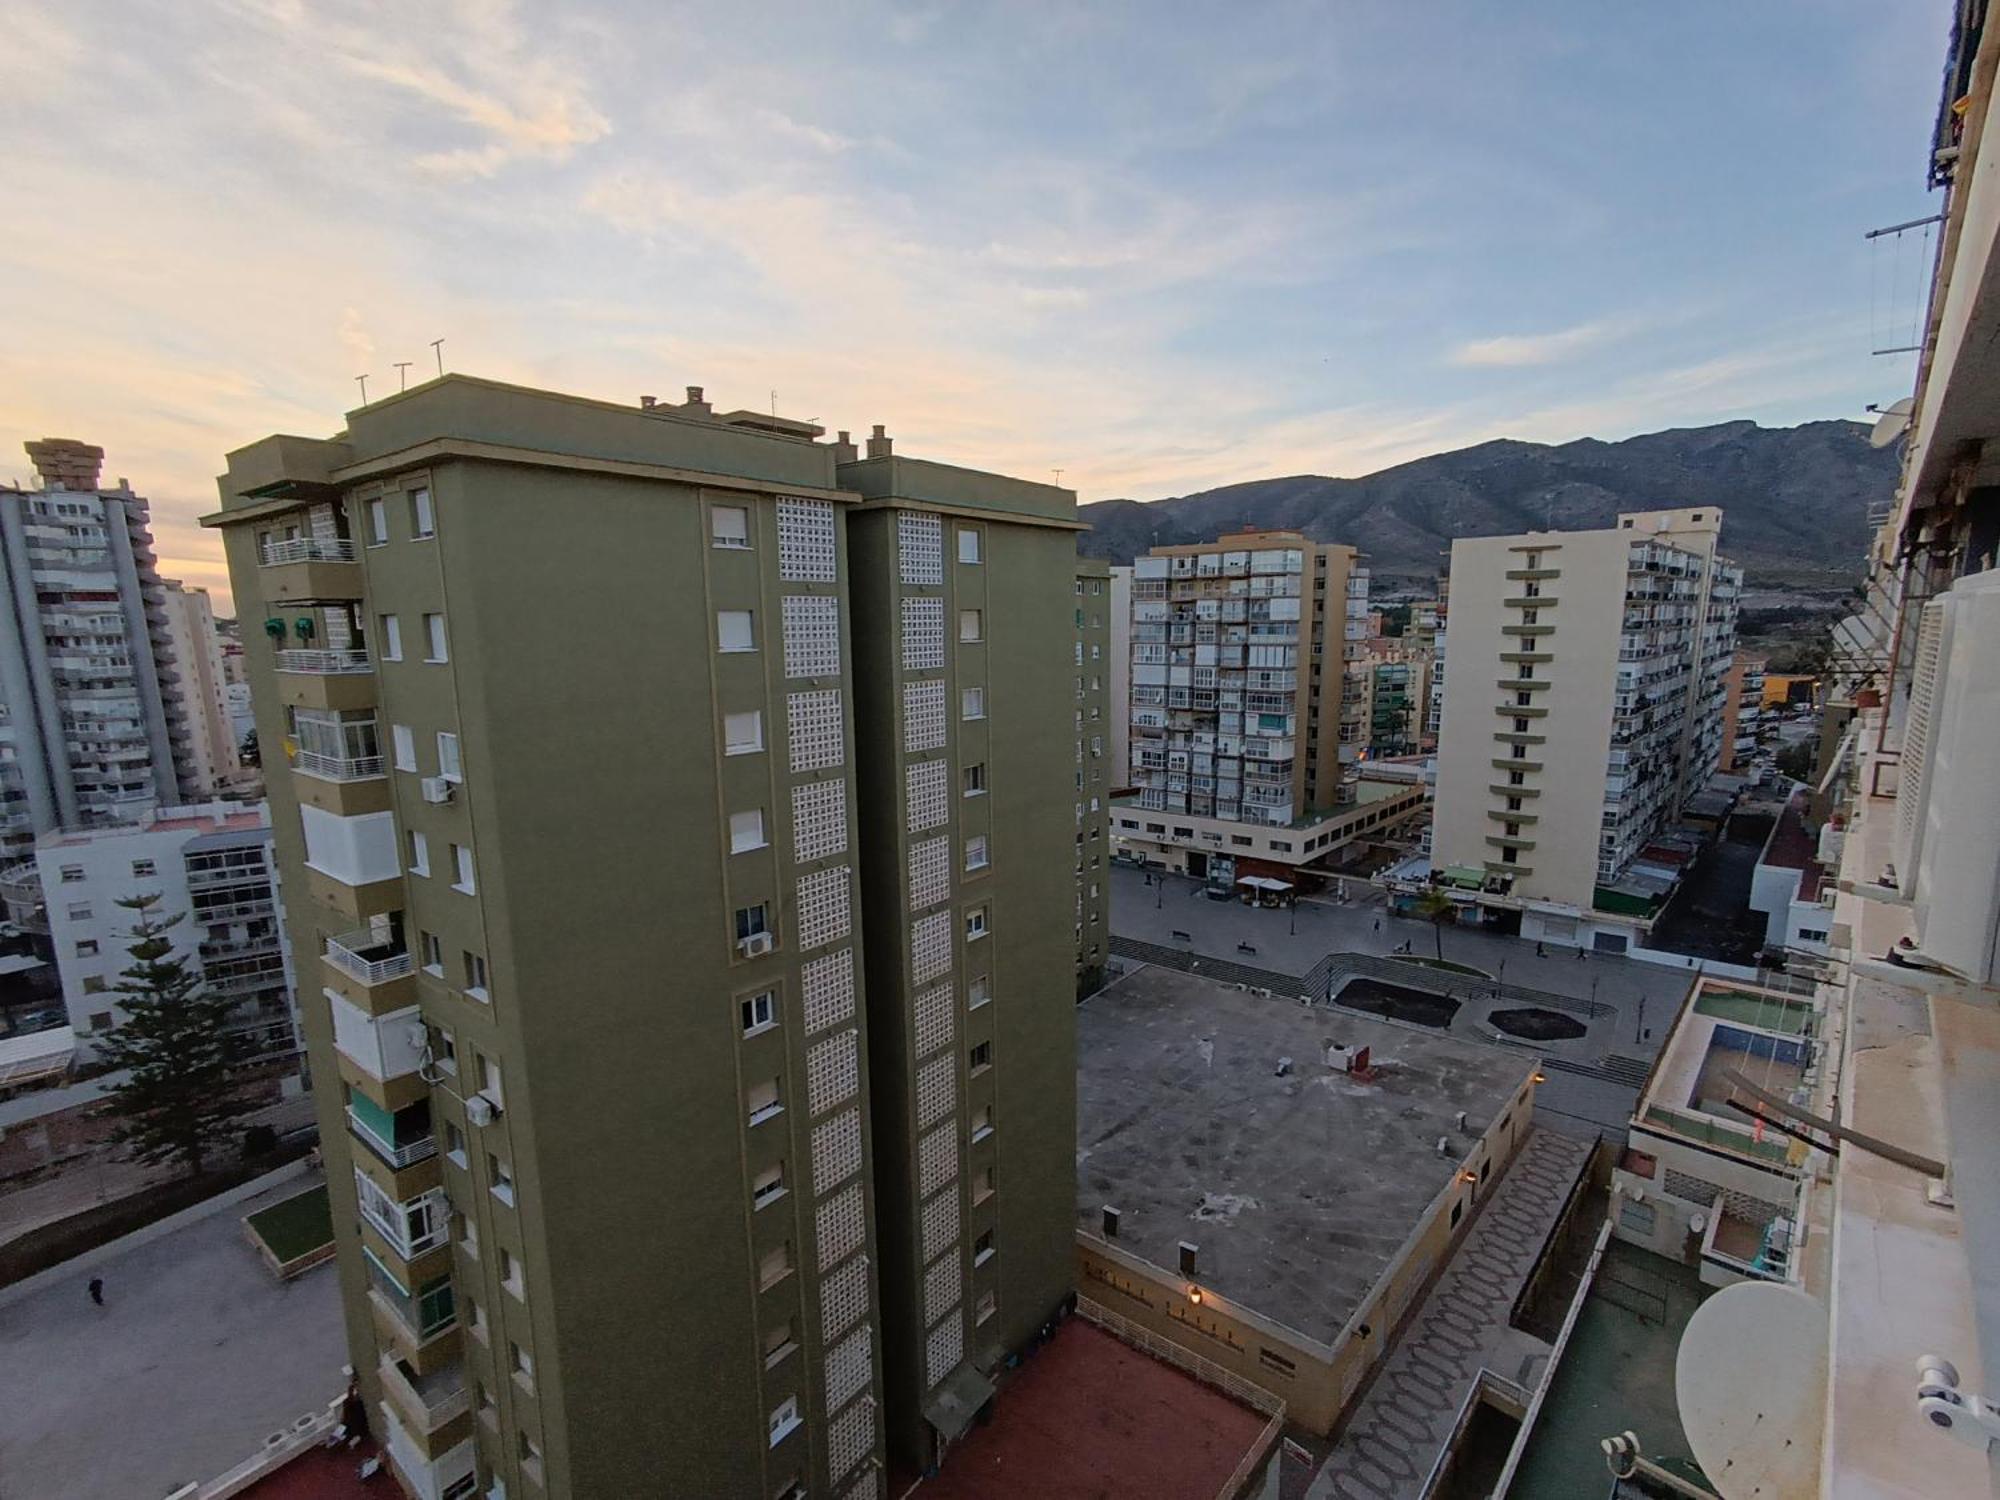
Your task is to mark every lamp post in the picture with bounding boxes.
[1635,992,1647,1045]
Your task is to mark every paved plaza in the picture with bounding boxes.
[0,1172,347,1500]
[1107,865,1682,1137]
[1305,1128,1593,1500]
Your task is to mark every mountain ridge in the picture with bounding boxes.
[1076,419,1892,584]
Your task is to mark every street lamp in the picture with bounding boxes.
[1635,992,1647,1045]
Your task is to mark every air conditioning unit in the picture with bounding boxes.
[465,1094,499,1128]
[739,932,776,958]
[420,776,455,805]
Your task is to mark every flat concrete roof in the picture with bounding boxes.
[1077,967,1534,1345]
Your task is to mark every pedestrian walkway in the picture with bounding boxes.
[1305,1128,1593,1500]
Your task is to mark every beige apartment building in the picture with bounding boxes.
[1073,561,1111,993]
[206,377,1083,1500]
[1118,530,1394,885]
[1430,510,1740,951]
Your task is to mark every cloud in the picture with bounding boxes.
[1447,320,1622,368]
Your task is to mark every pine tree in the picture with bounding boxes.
[94,893,259,1176]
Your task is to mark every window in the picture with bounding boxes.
[463,951,489,999]
[747,1078,783,1125]
[450,844,476,893]
[768,1396,801,1448]
[423,613,448,663]
[489,1153,515,1206]
[718,610,756,653]
[74,939,98,957]
[965,907,988,941]
[409,487,435,539]
[89,1009,112,1030]
[476,1382,497,1427]
[969,1041,992,1074]
[976,1291,996,1325]
[420,931,444,975]
[968,975,991,1010]
[752,1162,786,1210]
[730,809,767,854]
[510,1340,534,1388]
[1508,769,1525,786]
[436,732,462,782]
[973,1164,995,1204]
[431,1026,457,1074]
[759,1242,793,1290]
[59,865,83,884]
[466,1296,487,1343]
[499,1247,524,1298]
[518,1432,543,1484]
[367,498,388,545]
[457,1210,478,1258]
[712,506,750,549]
[407,830,429,876]
[1230,835,1253,847]
[962,763,986,796]
[65,902,90,921]
[962,686,985,719]
[964,835,989,872]
[724,710,764,756]
[973,1228,995,1265]
[379,614,402,661]
[763,1318,799,1368]
[959,609,983,642]
[957,528,981,564]
[477,1053,503,1106]
[741,991,777,1036]
[972,1104,994,1142]
[392,723,417,772]
[132,859,156,879]
[736,903,771,942]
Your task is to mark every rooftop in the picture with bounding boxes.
[909,1317,1272,1500]
[1076,966,1534,1345]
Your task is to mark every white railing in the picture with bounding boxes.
[349,1106,438,1169]
[294,749,386,781]
[275,647,371,675]
[260,537,357,565]
[325,931,415,985]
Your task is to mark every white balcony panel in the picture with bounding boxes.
[329,992,425,1082]
[300,805,400,887]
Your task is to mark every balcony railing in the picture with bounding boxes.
[325,930,415,985]
[275,648,372,675]
[260,537,357,566]
[379,1354,469,1431]
[294,749,386,781]
[349,1105,439,1169]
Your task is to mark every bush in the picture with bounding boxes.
[242,1123,279,1159]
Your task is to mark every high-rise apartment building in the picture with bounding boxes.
[37,801,296,1063]
[1073,561,1110,994]
[0,440,196,859]
[1106,564,1132,787]
[1117,530,1405,883]
[1431,509,1740,949]
[206,377,1080,1499]
[162,580,241,796]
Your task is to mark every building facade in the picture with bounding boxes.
[1074,562,1110,995]
[1106,564,1131,789]
[1120,530,1379,885]
[37,802,296,1062]
[1430,510,1741,947]
[162,580,241,797]
[0,440,196,861]
[207,377,1081,1500]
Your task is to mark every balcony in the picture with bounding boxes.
[349,1101,438,1170]
[325,929,416,986]
[274,647,371,674]
[260,537,356,566]
[260,538,363,605]
[294,747,385,781]
[379,1354,470,1438]
[1504,595,1557,609]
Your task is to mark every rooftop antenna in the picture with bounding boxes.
[354,374,369,405]
[394,361,413,393]
[1053,468,1065,486]
[430,339,445,378]
[771,389,778,417]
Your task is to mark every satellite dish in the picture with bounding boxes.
[1677,1280,1827,1499]
[1870,396,1916,449]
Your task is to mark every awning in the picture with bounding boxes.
[923,1363,996,1442]
[1235,875,1292,892]
[1439,865,1486,890]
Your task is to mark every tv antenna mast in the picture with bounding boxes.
[431,339,445,378]
[394,361,413,393]
[354,374,368,405]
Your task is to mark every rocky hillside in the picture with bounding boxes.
[1078,419,1892,584]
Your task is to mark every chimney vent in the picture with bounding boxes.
[1102,1205,1121,1237]
[831,430,858,464]
[683,386,711,414]
[1178,1240,1198,1276]
[639,395,657,409]
[865,424,893,459]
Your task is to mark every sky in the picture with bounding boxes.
[0,0,1950,615]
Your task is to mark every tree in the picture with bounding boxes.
[1413,889,1456,962]
[94,893,259,1176]
[1774,739,1816,784]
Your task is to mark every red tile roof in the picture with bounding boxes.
[905,1320,1271,1500]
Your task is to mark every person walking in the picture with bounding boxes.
[1535,941,1545,957]
[87,1277,104,1306]
[1373,918,1381,933]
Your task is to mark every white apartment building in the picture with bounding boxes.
[162,580,240,796]
[38,802,297,1061]
[1108,564,1132,786]
[1431,510,1740,949]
